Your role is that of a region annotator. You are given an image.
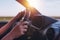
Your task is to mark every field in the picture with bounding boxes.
[0,17,13,21]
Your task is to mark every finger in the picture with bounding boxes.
[21,21,29,25]
[19,25,28,31]
[23,29,27,32]
[20,29,27,35]
[22,25,28,29]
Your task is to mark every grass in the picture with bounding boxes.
[0,17,13,21]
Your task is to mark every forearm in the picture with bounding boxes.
[0,12,24,35]
[1,22,23,40]
[0,19,14,35]
[1,30,15,40]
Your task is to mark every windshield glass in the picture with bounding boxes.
[0,0,60,21]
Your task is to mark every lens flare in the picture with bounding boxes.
[26,0,44,8]
[27,0,38,7]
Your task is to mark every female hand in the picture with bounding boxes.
[1,21,28,40]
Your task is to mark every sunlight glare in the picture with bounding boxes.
[26,0,44,9]
[27,0,38,7]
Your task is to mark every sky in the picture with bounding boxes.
[0,0,60,16]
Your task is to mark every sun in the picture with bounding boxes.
[26,0,44,9]
[26,0,38,7]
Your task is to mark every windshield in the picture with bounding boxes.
[0,0,60,21]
